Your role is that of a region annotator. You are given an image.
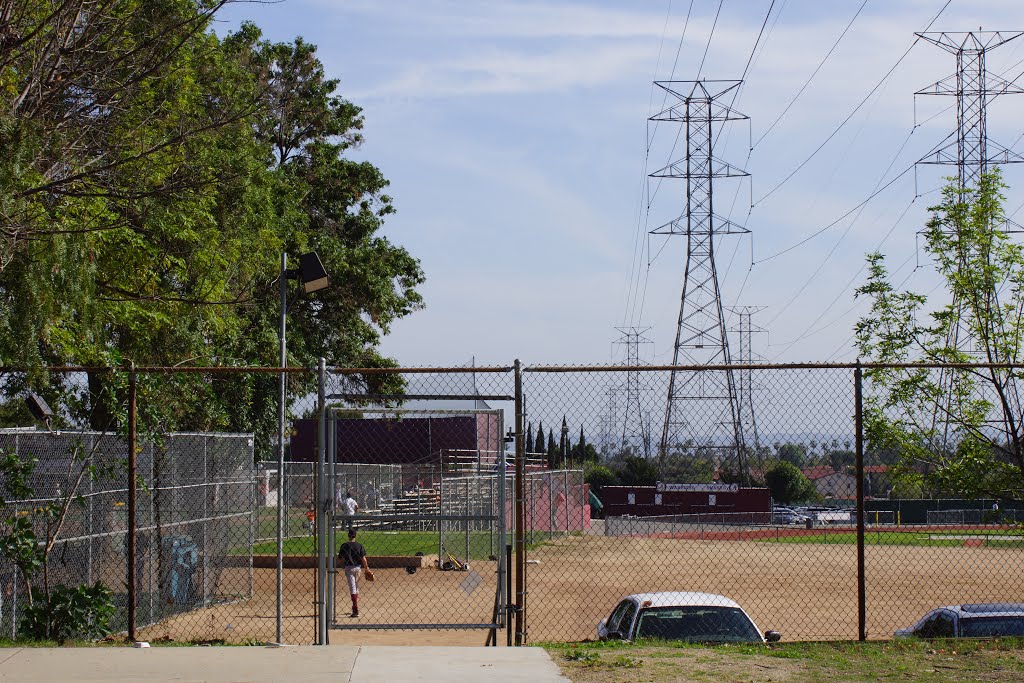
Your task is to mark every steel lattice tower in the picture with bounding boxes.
[650,80,750,483]
[728,306,765,460]
[915,31,1024,448]
[598,385,619,458]
[615,326,653,457]
[916,32,1024,195]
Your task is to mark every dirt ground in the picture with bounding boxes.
[139,534,1024,645]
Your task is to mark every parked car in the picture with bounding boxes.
[597,592,781,643]
[773,510,810,525]
[895,603,1024,638]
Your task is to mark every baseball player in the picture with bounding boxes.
[337,528,373,617]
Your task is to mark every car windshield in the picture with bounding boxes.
[960,616,1024,638]
[634,606,762,643]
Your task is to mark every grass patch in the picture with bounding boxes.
[760,530,1024,547]
[250,530,504,560]
[543,638,1024,683]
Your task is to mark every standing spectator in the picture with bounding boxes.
[337,529,373,617]
[342,490,359,531]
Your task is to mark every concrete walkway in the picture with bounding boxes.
[0,645,570,683]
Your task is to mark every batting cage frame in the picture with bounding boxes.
[322,407,508,635]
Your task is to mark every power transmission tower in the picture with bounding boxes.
[615,326,653,457]
[598,385,619,458]
[915,31,1024,448]
[649,80,750,484]
[728,306,765,462]
[916,31,1024,195]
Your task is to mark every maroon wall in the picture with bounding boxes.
[291,415,491,465]
[601,485,771,518]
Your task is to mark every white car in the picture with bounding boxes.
[597,592,781,643]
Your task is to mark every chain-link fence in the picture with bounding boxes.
[0,427,255,640]
[0,362,1021,645]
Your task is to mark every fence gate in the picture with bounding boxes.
[323,408,508,634]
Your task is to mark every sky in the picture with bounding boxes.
[215,0,1024,368]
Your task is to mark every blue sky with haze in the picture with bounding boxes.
[216,1,1024,367]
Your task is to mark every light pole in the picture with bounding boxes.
[560,419,569,469]
[277,251,329,645]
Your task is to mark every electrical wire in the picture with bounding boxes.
[762,127,950,329]
[769,196,919,354]
[754,0,952,206]
[754,0,869,149]
[626,1,697,329]
[622,0,679,329]
[698,0,726,79]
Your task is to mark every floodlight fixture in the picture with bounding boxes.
[298,252,329,294]
[25,392,53,421]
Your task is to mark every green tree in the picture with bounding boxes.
[764,460,820,505]
[827,449,856,472]
[571,426,599,465]
[1,13,425,456]
[775,443,807,468]
[534,422,545,455]
[618,455,659,487]
[855,171,1024,502]
[584,462,619,494]
[659,454,715,483]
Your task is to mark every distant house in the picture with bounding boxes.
[798,464,893,500]
[802,466,856,500]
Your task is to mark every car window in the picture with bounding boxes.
[961,616,1024,638]
[619,601,639,637]
[607,600,632,633]
[916,613,954,638]
[933,613,955,638]
[633,606,762,643]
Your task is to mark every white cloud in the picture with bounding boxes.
[352,41,661,100]
[313,0,678,40]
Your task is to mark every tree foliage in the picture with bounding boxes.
[0,5,424,456]
[764,460,819,505]
[775,443,807,468]
[618,455,660,487]
[856,171,1024,501]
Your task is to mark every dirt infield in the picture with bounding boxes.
[138,534,1023,645]
[523,535,1024,642]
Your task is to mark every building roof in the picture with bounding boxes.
[802,466,845,480]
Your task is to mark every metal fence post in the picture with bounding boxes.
[855,360,866,642]
[316,358,328,645]
[276,254,288,645]
[514,359,526,646]
[127,365,137,642]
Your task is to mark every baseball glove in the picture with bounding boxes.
[364,570,375,582]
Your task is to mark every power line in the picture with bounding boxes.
[763,126,934,328]
[768,196,919,355]
[622,0,679,327]
[626,1,698,328]
[754,0,869,148]
[754,0,952,206]
[698,0,726,78]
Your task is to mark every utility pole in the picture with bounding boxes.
[615,326,653,458]
[650,80,750,484]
